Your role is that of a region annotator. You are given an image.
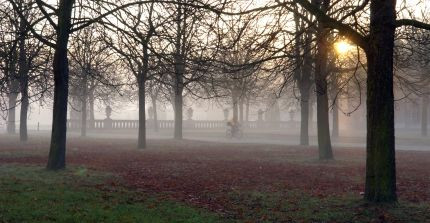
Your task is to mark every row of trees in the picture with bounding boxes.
[1,0,430,203]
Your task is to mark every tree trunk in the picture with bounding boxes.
[309,99,314,123]
[47,0,74,170]
[80,71,88,137]
[89,89,95,129]
[18,14,29,142]
[364,0,397,203]
[332,100,339,138]
[7,93,18,134]
[300,91,310,146]
[299,46,312,146]
[232,89,239,123]
[174,83,183,139]
[137,77,146,149]
[19,89,29,142]
[245,97,250,122]
[421,95,428,137]
[314,0,333,160]
[294,11,312,146]
[152,96,159,132]
[239,98,244,122]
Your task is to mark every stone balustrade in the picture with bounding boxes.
[67,119,303,130]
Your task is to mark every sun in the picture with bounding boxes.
[334,40,353,55]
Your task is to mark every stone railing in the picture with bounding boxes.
[67,119,302,130]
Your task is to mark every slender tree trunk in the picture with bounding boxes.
[232,89,239,122]
[239,98,244,122]
[422,95,428,137]
[314,0,333,160]
[18,17,29,142]
[245,97,250,122]
[152,96,159,132]
[300,91,310,146]
[137,77,146,149]
[19,89,29,142]
[332,100,339,138]
[299,47,312,146]
[174,82,183,139]
[47,0,74,170]
[294,11,311,146]
[80,71,88,137]
[89,89,95,129]
[331,74,340,138]
[7,93,18,134]
[364,0,397,203]
[173,4,185,140]
[138,41,151,148]
[309,99,314,123]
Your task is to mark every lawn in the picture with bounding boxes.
[0,136,429,222]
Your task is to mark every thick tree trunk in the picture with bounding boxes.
[314,0,333,160]
[7,93,18,134]
[364,0,397,203]
[422,95,428,137]
[47,0,74,170]
[316,87,333,160]
[137,78,146,149]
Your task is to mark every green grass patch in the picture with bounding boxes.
[0,165,223,223]
[227,190,430,222]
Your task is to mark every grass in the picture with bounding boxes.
[227,190,430,222]
[0,137,430,222]
[0,165,223,223]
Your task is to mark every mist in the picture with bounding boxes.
[0,0,430,222]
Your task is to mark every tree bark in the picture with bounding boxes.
[299,40,312,146]
[173,3,185,140]
[18,16,29,142]
[332,100,339,138]
[294,10,311,146]
[7,92,18,134]
[137,77,146,148]
[245,97,250,122]
[47,0,74,170]
[232,89,239,122]
[80,67,88,137]
[152,96,159,132]
[174,83,183,139]
[364,0,397,202]
[422,95,428,137]
[314,0,333,160]
[300,91,310,146]
[19,89,29,142]
[239,98,244,122]
[332,104,339,138]
[331,72,340,138]
[89,88,95,129]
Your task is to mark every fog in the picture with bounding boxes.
[1,0,430,221]
[5,92,429,152]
